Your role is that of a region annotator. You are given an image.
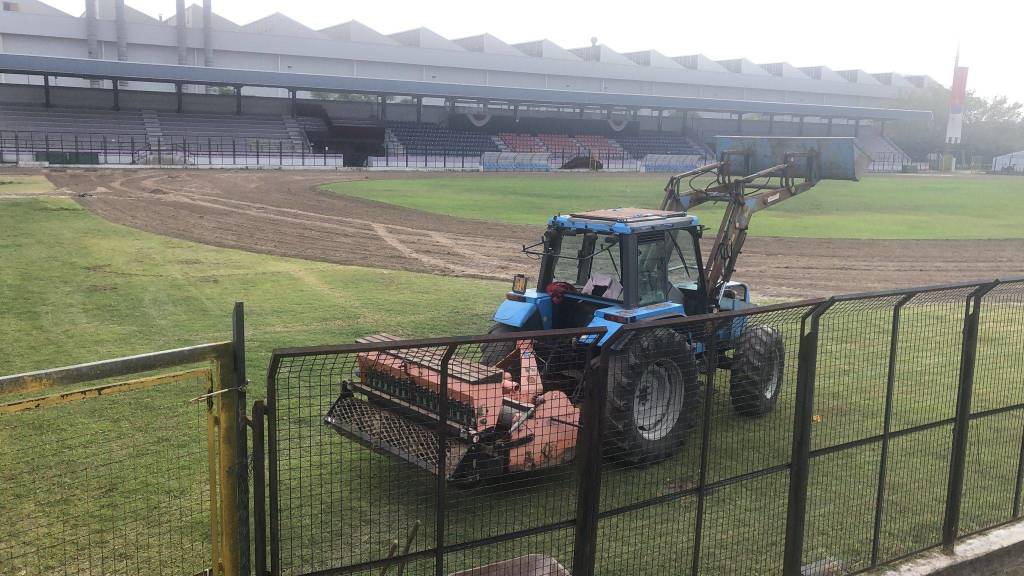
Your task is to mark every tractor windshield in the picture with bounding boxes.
[550,231,623,300]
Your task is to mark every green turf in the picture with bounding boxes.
[0,174,55,195]
[0,197,504,379]
[324,173,1024,240]
[2,195,1021,576]
[0,196,506,575]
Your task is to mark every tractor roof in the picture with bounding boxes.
[550,207,698,234]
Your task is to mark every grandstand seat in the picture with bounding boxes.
[616,134,706,159]
[386,122,500,155]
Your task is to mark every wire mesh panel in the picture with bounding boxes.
[267,329,599,576]
[590,304,814,576]
[959,280,1024,536]
[0,368,216,576]
[262,279,1024,576]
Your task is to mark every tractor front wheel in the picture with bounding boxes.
[480,323,517,367]
[729,326,785,416]
[604,329,700,464]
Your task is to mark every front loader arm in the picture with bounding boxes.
[662,151,821,305]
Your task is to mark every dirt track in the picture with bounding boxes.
[39,169,1024,300]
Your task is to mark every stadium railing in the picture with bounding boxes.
[0,130,343,168]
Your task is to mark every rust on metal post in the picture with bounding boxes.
[210,302,249,576]
[0,342,232,397]
[0,367,212,415]
[207,371,223,575]
[215,346,244,576]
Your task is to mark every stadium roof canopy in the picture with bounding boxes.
[0,54,931,122]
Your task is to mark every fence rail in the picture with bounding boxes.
[0,303,250,576]
[262,278,1024,576]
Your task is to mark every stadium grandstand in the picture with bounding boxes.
[0,0,934,170]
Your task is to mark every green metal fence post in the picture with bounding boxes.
[942,281,998,551]
[783,299,834,575]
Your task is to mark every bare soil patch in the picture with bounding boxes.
[38,169,1024,300]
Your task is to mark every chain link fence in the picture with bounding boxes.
[262,278,1024,576]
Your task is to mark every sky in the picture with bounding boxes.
[42,0,1024,103]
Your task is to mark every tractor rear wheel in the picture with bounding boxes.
[604,329,700,464]
[729,326,785,416]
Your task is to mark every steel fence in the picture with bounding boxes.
[0,130,344,167]
[367,143,709,172]
[0,304,250,576]
[261,278,1024,576]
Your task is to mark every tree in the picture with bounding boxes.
[889,89,1024,162]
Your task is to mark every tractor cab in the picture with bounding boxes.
[494,207,750,345]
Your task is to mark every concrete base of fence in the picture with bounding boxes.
[881,521,1024,576]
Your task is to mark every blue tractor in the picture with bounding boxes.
[326,137,865,483]
[478,136,866,464]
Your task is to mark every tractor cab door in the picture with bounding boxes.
[665,229,710,316]
[635,230,708,315]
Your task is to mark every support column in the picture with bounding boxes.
[112,79,120,111]
[798,116,805,136]
[880,121,886,138]
[235,86,243,115]
[578,107,585,119]
[175,82,183,113]
[827,117,834,136]
[512,102,518,123]
[176,0,187,65]
[854,118,861,137]
[114,0,128,62]
[379,95,387,122]
[736,112,744,135]
[203,0,214,67]
[85,0,99,59]
[657,109,663,132]
[680,110,688,134]
[86,0,100,88]
[43,75,51,108]
[768,114,775,135]
[289,90,296,117]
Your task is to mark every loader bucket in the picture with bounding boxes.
[715,136,868,181]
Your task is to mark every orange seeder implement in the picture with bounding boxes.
[324,335,579,483]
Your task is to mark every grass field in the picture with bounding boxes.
[0,195,505,574]
[2,180,1023,575]
[325,173,1024,240]
[0,174,56,195]
[0,197,503,379]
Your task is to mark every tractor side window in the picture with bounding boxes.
[637,238,670,307]
[667,230,701,286]
[552,233,586,284]
[588,235,622,291]
[550,232,623,301]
